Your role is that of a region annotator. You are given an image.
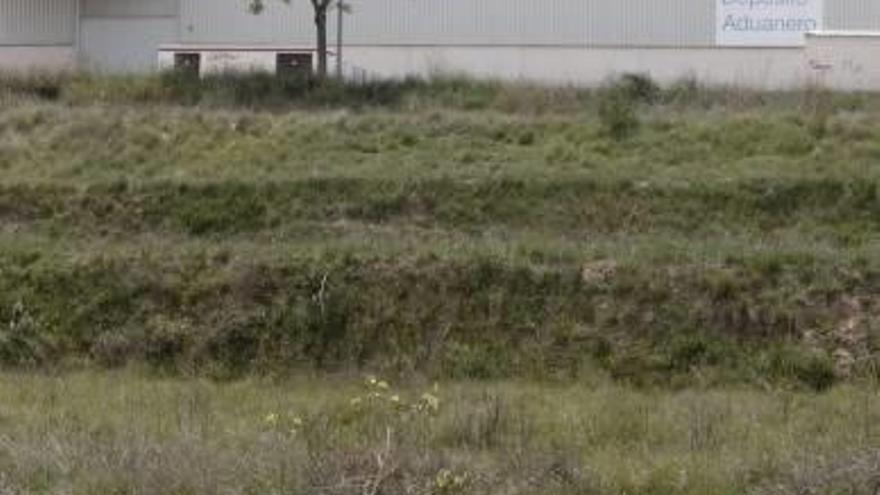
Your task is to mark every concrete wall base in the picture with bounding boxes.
[805,33,880,91]
[2,43,866,91]
[342,46,811,89]
[0,46,77,72]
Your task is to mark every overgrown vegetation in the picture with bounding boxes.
[1,244,878,389]
[3,70,880,492]
[2,372,880,495]
[0,70,873,114]
[2,72,880,389]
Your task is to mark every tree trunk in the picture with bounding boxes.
[314,6,329,79]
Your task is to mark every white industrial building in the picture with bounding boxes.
[1,0,880,89]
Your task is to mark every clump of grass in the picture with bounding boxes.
[0,72,64,102]
[614,73,661,104]
[0,301,48,366]
[800,84,835,139]
[762,344,838,392]
[597,84,641,140]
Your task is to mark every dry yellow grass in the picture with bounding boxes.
[0,371,878,494]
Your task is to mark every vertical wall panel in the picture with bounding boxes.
[80,18,177,72]
[343,0,714,46]
[0,0,76,45]
[180,0,313,44]
[178,0,720,47]
[825,0,880,30]
[79,0,180,72]
[7,0,880,52]
[83,0,178,17]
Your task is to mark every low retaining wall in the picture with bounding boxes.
[0,46,77,72]
[342,45,808,89]
[805,32,880,91]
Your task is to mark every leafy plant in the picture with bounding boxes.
[598,86,640,140]
[0,302,48,366]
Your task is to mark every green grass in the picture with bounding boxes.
[1,79,880,385]
[3,72,880,493]
[0,371,879,495]
[0,232,877,387]
[3,103,880,184]
[1,76,880,383]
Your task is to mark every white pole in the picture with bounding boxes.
[74,0,82,70]
[336,0,344,79]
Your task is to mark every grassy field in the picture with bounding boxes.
[2,73,880,493]
[2,371,880,495]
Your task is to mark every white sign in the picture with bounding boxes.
[717,0,824,47]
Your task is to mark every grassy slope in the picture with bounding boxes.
[1,80,880,387]
[3,76,880,494]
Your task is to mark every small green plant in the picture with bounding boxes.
[764,345,838,392]
[433,468,470,494]
[344,375,443,420]
[0,73,62,101]
[260,376,453,493]
[801,84,834,140]
[0,302,47,366]
[663,76,702,105]
[598,86,640,140]
[615,73,661,104]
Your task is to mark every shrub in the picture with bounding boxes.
[615,73,661,104]
[0,73,63,102]
[441,342,506,379]
[271,376,458,494]
[662,76,704,106]
[0,301,49,367]
[665,334,724,372]
[143,316,192,371]
[764,345,837,392]
[800,84,834,140]
[598,87,640,140]
[90,330,139,368]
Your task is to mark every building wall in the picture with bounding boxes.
[179,0,714,46]
[3,0,877,50]
[0,0,76,46]
[345,46,805,88]
[806,33,880,90]
[2,0,880,88]
[179,0,311,45]
[168,0,879,89]
[0,46,77,70]
[178,0,880,47]
[93,0,880,88]
[78,0,179,72]
[333,0,715,46]
[0,0,76,71]
[82,0,177,17]
[80,18,178,72]
[826,0,880,30]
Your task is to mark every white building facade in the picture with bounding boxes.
[1,0,879,88]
